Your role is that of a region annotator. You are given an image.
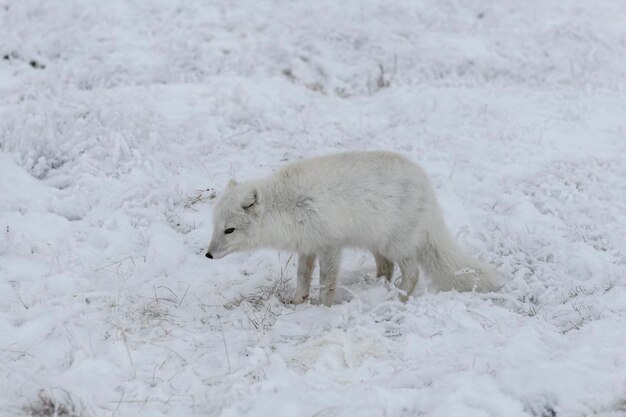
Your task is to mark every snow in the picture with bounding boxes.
[1,0,626,416]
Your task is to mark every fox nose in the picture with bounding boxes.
[205,252,213,259]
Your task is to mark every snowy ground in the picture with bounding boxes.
[2,1,626,416]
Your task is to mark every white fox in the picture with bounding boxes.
[206,151,497,306]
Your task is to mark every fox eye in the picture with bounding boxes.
[224,228,235,234]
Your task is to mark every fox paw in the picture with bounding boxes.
[286,293,308,305]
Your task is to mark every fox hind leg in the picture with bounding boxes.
[319,248,342,307]
[397,257,420,303]
[373,251,394,282]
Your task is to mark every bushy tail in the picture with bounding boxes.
[418,222,499,293]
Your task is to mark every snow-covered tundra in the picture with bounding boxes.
[206,151,497,305]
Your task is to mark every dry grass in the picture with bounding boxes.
[136,284,190,326]
[183,188,217,210]
[367,60,396,94]
[24,390,83,417]
[518,292,543,317]
[223,255,294,330]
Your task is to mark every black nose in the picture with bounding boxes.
[205,252,213,259]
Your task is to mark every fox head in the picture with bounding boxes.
[205,180,262,259]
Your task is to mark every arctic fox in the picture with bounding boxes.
[206,151,497,306]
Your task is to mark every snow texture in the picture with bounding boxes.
[1,0,626,416]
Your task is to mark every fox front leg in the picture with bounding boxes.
[287,253,316,304]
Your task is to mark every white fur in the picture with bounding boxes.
[206,151,498,306]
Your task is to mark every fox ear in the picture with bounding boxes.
[228,179,238,188]
[242,189,258,210]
